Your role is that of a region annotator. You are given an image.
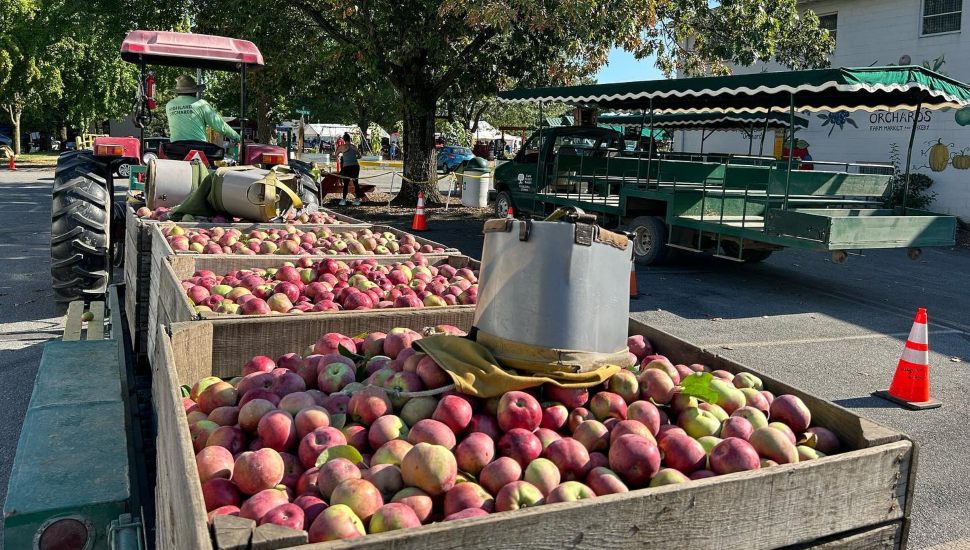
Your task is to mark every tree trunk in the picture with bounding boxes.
[394,97,441,206]
[357,119,370,154]
[9,105,22,155]
[59,123,68,147]
[256,90,272,144]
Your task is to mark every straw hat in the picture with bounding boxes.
[174,74,201,94]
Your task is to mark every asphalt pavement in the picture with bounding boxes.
[0,167,968,548]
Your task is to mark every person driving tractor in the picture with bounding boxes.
[165,74,240,144]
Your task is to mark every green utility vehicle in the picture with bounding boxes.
[494,66,969,264]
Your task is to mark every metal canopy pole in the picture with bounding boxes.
[901,101,923,214]
[784,94,796,210]
[700,128,712,156]
[239,64,247,162]
[646,99,655,187]
[636,108,647,184]
[747,121,755,155]
[759,114,770,156]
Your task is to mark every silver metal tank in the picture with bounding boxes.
[473,209,631,354]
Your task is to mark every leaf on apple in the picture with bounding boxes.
[679,372,719,404]
[315,444,364,468]
[180,385,191,398]
[338,343,365,362]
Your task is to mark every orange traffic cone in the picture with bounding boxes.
[873,308,941,410]
[506,207,514,220]
[7,155,16,171]
[629,262,639,299]
[411,192,428,231]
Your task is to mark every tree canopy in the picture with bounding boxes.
[290,0,833,203]
[0,0,833,181]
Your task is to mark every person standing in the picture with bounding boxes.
[334,134,345,172]
[335,132,361,206]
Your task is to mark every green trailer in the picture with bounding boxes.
[493,66,970,264]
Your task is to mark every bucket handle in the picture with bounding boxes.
[243,172,304,210]
[544,206,597,224]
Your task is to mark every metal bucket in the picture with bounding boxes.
[474,209,631,354]
[146,159,206,209]
[210,167,303,222]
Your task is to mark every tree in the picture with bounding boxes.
[0,0,63,154]
[0,0,192,151]
[288,0,832,205]
[194,0,334,144]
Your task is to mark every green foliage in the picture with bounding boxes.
[290,0,833,203]
[436,120,472,147]
[888,142,937,209]
[368,122,383,154]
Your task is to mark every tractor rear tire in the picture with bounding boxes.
[51,151,111,305]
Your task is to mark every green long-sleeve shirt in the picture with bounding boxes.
[165,95,240,142]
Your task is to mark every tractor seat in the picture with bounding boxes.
[160,140,225,162]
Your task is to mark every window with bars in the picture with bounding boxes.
[818,13,838,44]
[923,0,962,35]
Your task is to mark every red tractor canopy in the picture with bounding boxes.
[120,30,263,71]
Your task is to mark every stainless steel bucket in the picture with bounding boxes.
[474,209,631,354]
[146,159,205,209]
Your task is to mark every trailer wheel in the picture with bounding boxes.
[51,151,111,305]
[831,250,848,264]
[627,216,669,265]
[494,191,515,218]
[907,247,922,260]
[721,242,773,263]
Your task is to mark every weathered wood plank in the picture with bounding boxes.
[63,301,83,341]
[212,515,255,550]
[153,331,213,550]
[250,523,307,550]
[298,441,910,550]
[783,521,901,549]
[87,301,105,339]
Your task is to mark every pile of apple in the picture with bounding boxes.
[135,206,340,225]
[163,224,446,256]
[182,254,478,315]
[185,328,842,542]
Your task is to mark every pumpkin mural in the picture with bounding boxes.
[953,149,970,170]
[928,139,951,172]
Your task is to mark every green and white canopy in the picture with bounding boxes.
[498,66,970,113]
[596,112,809,130]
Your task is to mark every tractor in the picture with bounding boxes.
[51,30,315,306]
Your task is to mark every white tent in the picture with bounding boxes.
[303,123,390,141]
[473,120,522,147]
[304,123,354,141]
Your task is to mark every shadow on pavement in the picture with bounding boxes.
[832,396,900,409]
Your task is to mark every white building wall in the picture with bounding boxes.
[679,0,970,220]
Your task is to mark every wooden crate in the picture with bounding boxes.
[153,308,476,550]
[147,252,479,363]
[152,315,915,550]
[122,204,366,359]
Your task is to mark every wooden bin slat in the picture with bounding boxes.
[155,313,914,550]
[152,222,460,259]
[147,248,478,364]
[154,323,213,550]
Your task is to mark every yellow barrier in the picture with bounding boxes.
[359,159,404,169]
